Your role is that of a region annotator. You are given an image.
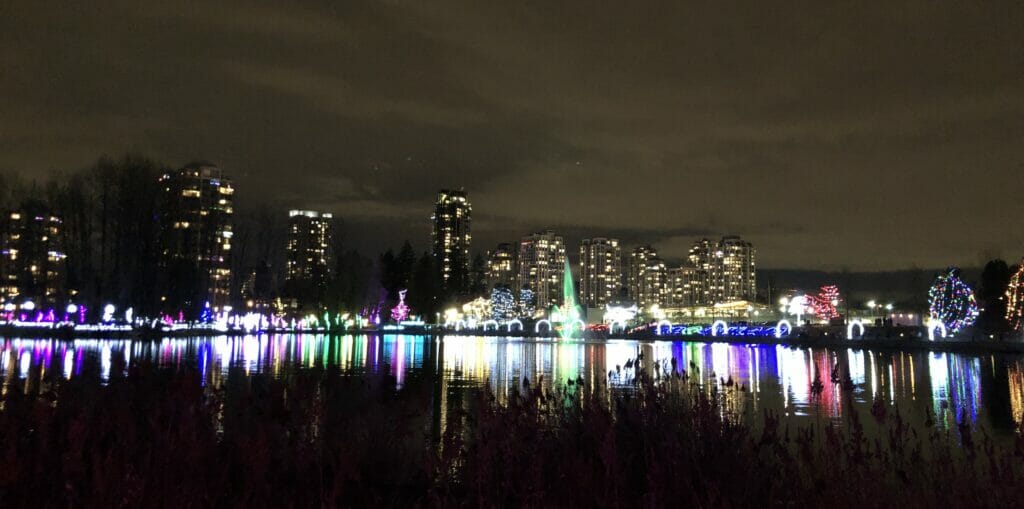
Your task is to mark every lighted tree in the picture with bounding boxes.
[807,285,842,321]
[1005,263,1024,331]
[928,267,979,332]
[490,285,516,321]
[519,287,536,318]
[390,289,410,322]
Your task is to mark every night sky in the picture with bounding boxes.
[2,1,1022,270]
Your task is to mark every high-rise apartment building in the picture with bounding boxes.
[517,230,565,311]
[717,236,756,301]
[628,245,661,305]
[158,163,234,309]
[285,210,333,306]
[0,201,66,307]
[431,189,471,291]
[685,236,756,305]
[485,242,516,291]
[579,238,621,307]
[686,238,716,305]
[638,256,667,309]
[666,266,700,307]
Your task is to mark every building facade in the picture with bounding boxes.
[666,266,700,307]
[0,201,66,307]
[285,210,333,307]
[158,163,234,310]
[431,189,472,291]
[717,235,756,302]
[685,236,756,305]
[628,245,664,307]
[638,256,667,309]
[579,238,621,307]
[485,242,516,291]
[517,230,565,312]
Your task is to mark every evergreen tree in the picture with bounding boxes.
[977,259,1011,333]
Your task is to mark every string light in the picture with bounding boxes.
[1005,262,1024,331]
[928,267,978,333]
[390,289,410,322]
[518,287,536,318]
[807,285,841,320]
[490,286,516,321]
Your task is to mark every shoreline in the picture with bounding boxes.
[2,324,1023,355]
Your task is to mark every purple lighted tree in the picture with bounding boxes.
[391,289,410,322]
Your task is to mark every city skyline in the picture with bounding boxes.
[2,2,1022,271]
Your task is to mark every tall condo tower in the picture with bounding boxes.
[431,189,472,292]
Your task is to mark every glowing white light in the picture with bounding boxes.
[847,319,865,339]
[535,319,552,334]
[22,300,35,311]
[66,304,78,314]
[866,300,876,308]
[101,344,111,381]
[711,320,728,337]
[603,304,638,324]
[482,319,499,331]
[19,350,30,377]
[125,307,134,324]
[775,319,792,339]
[786,296,808,325]
[102,304,115,322]
[655,319,673,335]
[63,349,74,379]
[506,319,523,332]
[927,318,947,341]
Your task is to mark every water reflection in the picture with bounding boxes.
[1,335,1022,436]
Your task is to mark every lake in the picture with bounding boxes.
[3,334,1023,440]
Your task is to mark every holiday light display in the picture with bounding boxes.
[518,287,536,318]
[490,286,516,321]
[390,289,410,322]
[1005,263,1024,331]
[549,260,583,339]
[462,297,491,322]
[603,304,638,325]
[782,295,809,325]
[807,285,841,320]
[928,267,978,333]
[199,302,213,323]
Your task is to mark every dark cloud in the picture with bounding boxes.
[1,0,1022,269]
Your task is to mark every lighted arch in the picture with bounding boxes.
[927,318,947,341]
[847,319,865,339]
[609,320,627,334]
[568,319,586,334]
[711,320,728,337]
[482,319,499,331]
[535,319,552,334]
[454,319,467,332]
[655,319,673,335]
[506,319,523,332]
[775,319,792,339]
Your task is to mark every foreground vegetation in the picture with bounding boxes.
[1,365,1022,507]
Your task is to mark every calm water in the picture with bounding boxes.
[3,334,1024,439]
